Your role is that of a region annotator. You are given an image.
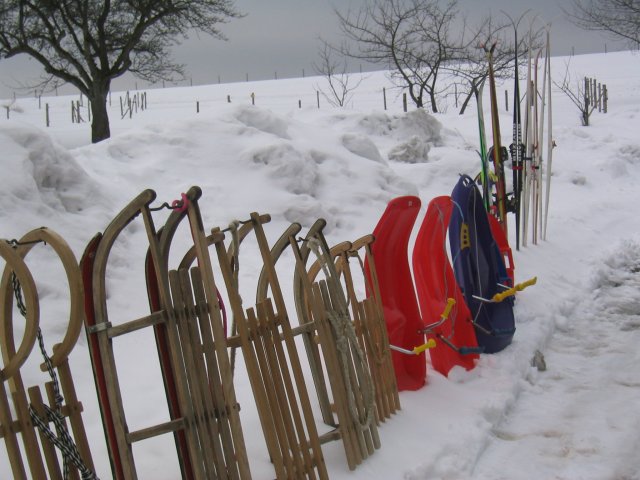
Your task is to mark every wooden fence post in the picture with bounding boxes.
[402,93,407,113]
[45,103,50,127]
[383,87,387,111]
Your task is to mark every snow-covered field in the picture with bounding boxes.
[1,50,640,479]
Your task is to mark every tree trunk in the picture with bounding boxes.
[89,82,111,143]
[459,91,474,115]
[429,90,438,113]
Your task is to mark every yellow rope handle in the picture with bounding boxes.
[412,338,437,355]
[440,297,456,320]
[492,276,537,303]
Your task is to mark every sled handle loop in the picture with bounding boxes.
[492,276,537,303]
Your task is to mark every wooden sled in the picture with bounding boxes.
[291,221,381,470]
[81,187,250,480]
[1,228,95,479]
[208,214,329,479]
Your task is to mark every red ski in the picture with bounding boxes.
[413,196,481,376]
[365,196,426,391]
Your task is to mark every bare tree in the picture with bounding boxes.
[313,41,364,107]
[0,1,241,143]
[554,60,599,126]
[450,16,541,115]
[566,0,640,47]
[335,0,473,113]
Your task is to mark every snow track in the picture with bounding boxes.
[470,240,640,480]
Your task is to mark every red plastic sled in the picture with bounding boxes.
[413,196,480,376]
[488,215,515,287]
[365,196,426,391]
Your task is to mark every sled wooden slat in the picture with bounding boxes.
[42,382,81,480]
[169,269,219,479]
[10,379,47,479]
[257,301,309,478]
[127,418,185,443]
[289,220,336,427]
[184,190,251,480]
[0,381,26,479]
[102,311,166,338]
[182,267,242,480]
[28,386,63,480]
[348,235,400,415]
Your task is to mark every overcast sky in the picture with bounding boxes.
[0,0,629,99]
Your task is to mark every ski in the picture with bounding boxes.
[485,42,509,237]
[475,79,491,211]
[543,28,554,240]
[505,12,527,251]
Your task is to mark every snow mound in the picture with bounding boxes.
[388,135,432,163]
[591,238,640,320]
[234,105,290,139]
[357,109,442,143]
[341,133,385,163]
[0,123,101,215]
[245,142,320,195]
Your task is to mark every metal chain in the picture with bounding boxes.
[10,271,98,479]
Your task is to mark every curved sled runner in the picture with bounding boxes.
[449,175,515,353]
[413,196,481,376]
[365,196,426,391]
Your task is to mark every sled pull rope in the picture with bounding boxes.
[305,235,376,432]
[10,272,98,480]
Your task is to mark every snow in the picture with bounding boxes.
[2,50,640,479]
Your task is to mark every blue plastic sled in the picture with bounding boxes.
[449,175,515,353]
